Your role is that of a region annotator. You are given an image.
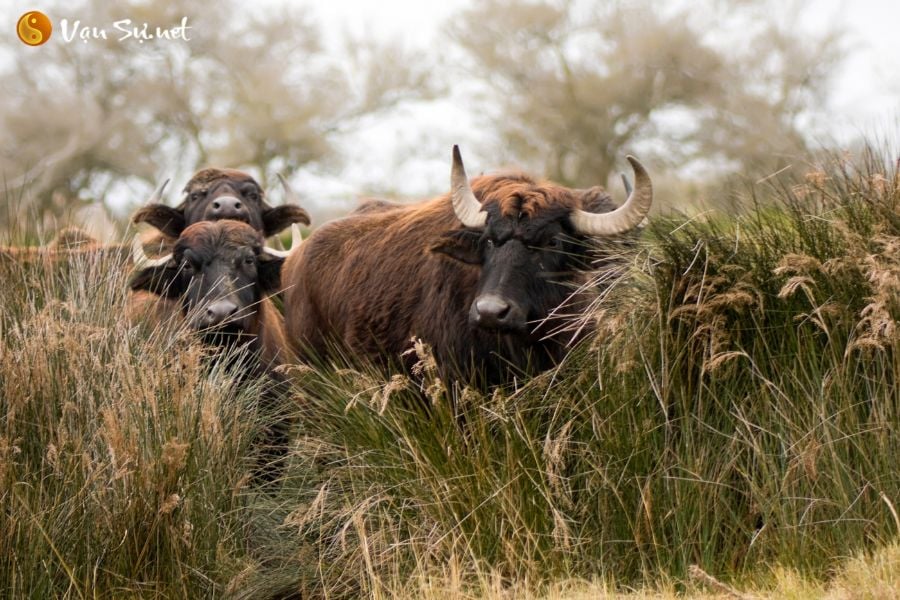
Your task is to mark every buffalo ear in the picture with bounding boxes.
[132,205,187,238]
[257,253,285,294]
[430,230,483,265]
[262,205,311,237]
[129,260,183,299]
[575,186,618,214]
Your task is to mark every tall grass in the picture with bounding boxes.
[1,145,899,598]
[0,250,276,597]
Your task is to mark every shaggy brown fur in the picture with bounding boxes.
[353,197,403,214]
[283,172,620,384]
[482,173,579,218]
[131,220,296,481]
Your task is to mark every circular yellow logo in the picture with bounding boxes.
[17,11,52,46]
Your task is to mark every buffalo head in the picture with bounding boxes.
[130,220,299,339]
[432,146,652,335]
[132,168,310,239]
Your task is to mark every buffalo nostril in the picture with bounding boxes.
[210,197,244,215]
[472,294,526,331]
[475,296,511,321]
[204,300,239,325]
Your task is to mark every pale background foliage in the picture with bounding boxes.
[0,0,897,237]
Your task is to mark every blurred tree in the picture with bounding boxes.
[448,0,844,187]
[0,0,432,233]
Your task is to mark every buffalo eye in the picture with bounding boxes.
[243,255,256,266]
[189,191,205,202]
[181,250,201,274]
[246,191,260,202]
[548,237,564,250]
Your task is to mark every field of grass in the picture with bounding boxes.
[1,147,899,598]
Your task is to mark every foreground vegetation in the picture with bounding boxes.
[1,147,899,598]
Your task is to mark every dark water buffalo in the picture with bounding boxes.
[133,168,310,241]
[130,219,296,372]
[131,218,299,480]
[282,146,652,385]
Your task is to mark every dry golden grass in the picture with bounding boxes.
[378,541,900,599]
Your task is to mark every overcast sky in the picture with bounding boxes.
[301,0,900,204]
[4,0,899,218]
[308,0,900,135]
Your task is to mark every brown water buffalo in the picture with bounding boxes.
[133,168,310,240]
[130,219,297,372]
[131,218,300,480]
[282,146,652,385]
[0,227,131,264]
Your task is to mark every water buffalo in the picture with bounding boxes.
[0,227,131,264]
[282,146,652,385]
[133,168,310,241]
[130,219,298,372]
[131,218,301,480]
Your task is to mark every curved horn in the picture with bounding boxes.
[570,155,652,236]
[131,237,172,268]
[450,145,487,228]
[148,178,170,204]
[262,223,303,258]
[277,173,301,205]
